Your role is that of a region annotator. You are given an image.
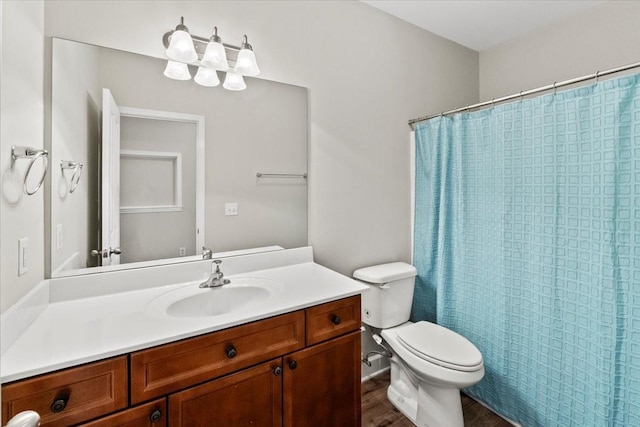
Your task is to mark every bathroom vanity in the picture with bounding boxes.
[1,248,366,426]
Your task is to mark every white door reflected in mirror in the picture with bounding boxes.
[101,88,121,266]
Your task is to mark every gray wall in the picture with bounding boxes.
[480,1,640,100]
[97,45,308,254]
[50,38,101,274]
[43,0,480,279]
[1,1,45,312]
[120,117,197,263]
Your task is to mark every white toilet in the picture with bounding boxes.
[354,262,484,427]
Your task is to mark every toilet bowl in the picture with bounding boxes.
[354,262,484,427]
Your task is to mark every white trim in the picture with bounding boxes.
[118,107,205,252]
[410,131,416,264]
[361,365,390,382]
[51,251,80,276]
[119,149,183,213]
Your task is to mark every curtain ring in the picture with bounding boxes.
[553,82,557,95]
[519,90,524,101]
[594,70,600,86]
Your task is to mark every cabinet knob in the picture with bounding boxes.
[51,393,69,413]
[226,344,238,359]
[331,314,341,325]
[150,409,162,422]
[289,360,298,370]
[273,366,282,376]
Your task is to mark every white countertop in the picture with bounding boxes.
[1,248,368,383]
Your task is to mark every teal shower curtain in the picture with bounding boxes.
[412,74,640,426]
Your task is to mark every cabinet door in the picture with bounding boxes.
[284,331,361,427]
[169,359,283,427]
[77,398,166,427]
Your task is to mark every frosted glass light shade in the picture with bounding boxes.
[234,48,260,76]
[166,30,197,63]
[223,72,246,91]
[163,60,191,80]
[201,41,229,70]
[194,67,220,87]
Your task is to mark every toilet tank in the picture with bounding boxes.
[353,262,417,329]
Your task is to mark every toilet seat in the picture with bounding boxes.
[396,321,483,372]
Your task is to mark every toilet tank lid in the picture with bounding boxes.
[353,262,417,284]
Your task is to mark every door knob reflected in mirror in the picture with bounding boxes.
[90,248,122,258]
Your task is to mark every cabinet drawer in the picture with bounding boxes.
[169,359,283,427]
[305,295,361,345]
[1,356,128,427]
[130,311,305,403]
[78,398,166,427]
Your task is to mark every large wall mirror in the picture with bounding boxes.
[49,38,308,277]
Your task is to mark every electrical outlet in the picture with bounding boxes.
[179,247,186,256]
[18,238,29,276]
[225,202,238,216]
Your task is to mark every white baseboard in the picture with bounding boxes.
[361,352,390,381]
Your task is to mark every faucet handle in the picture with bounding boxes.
[202,246,213,259]
[213,259,223,273]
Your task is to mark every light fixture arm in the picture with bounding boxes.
[210,26,221,44]
[175,16,189,32]
[240,35,253,51]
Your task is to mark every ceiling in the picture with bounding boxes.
[361,1,606,52]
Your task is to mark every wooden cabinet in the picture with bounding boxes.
[168,360,283,427]
[2,296,361,426]
[77,399,166,427]
[1,357,128,427]
[130,311,304,404]
[284,331,361,427]
[305,295,361,345]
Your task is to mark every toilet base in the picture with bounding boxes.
[388,357,465,427]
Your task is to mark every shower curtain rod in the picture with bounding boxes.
[408,60,640,128]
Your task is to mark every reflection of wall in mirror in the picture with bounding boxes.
[50,39,101,275]
[120,117,197,263]
[50,38,308,276]
[96,45,308,254]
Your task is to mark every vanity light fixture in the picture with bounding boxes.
[166,17,198,63]
[162,17,260,91]
[163,60,191,80]
[234,35,260,76]
[201,27,229,70]
[194,66,220,87]
[222,72,246,91]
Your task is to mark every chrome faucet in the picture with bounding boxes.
[200,259,230,288]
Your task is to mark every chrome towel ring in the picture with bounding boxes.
[11,145,49,196]
[60,160,83,193]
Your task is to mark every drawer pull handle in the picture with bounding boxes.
[51,393,69,413]
[150,409,162,422]
[273,366,282,376]
[331,314,341,325]
[226,345,238,359]
[289,360,298,370]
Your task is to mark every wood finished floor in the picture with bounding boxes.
[362,371,513,427]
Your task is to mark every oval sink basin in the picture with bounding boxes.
[147,277,283,318]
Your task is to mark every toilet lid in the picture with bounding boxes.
[396,321,483,372]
